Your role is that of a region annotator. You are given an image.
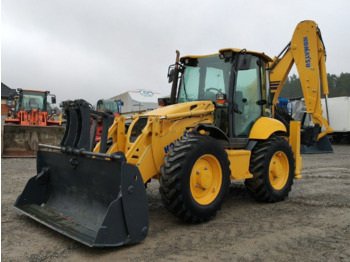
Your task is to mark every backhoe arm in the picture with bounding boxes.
[269,20,333,140]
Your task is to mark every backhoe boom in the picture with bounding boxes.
[269,20,333,140]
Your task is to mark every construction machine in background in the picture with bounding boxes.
[96,99,121,115]
[15,20,333,247]
[2,89,65,157]
[92,99,122,143]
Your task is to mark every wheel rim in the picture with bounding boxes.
[269,151,289,190]
[190,154,222,205]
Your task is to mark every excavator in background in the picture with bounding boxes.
[2,89,65,157]
[15,20,333,247]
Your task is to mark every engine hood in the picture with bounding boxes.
[142,101,215,117]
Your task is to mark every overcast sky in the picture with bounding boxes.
[2,0,350,106]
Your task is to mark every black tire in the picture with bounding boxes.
[159,135,230,223]
[245,136,295,203]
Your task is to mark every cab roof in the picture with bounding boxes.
[20,89,48,93]
[180,48,273,62]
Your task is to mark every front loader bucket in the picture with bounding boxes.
[2,125,65,157]
[14,149,149,247]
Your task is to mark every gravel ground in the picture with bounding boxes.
[1,144,350,262]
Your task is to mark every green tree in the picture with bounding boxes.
[279,74,303,98]
[279,73,350,98]
[333,73,350,97]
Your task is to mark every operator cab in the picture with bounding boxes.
[17,90,47,111]
[96,99,120,114]
[175,49,273,148]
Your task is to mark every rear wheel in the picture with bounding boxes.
[245,136,295,202]
[159,135,230,223]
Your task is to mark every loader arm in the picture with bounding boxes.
[269,20,333,140]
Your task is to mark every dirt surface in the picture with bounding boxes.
[1,144,350,262]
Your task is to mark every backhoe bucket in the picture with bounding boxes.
[301,135,334,154]
[2,125,65,157]
[14,149,149,247]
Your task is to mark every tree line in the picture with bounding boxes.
[279,72,350,98]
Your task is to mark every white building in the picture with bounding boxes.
[110,89,162,114]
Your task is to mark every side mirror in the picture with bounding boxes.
[168,67,175,83]
[51,96,56,104]
[116,100,124,106]
[237,54,252,70]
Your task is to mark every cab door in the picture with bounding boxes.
[233,55,269,137]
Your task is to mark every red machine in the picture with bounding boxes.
[94,99,121,142]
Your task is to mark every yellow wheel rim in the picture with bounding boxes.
[269,151,289,190]
[190,154,222,205]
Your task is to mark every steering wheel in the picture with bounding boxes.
[206,87,221,93]
[203,87,222,101]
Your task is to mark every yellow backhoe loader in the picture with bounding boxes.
[15,20,333,247]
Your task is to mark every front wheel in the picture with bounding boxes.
[245,136,295,202]
[159,135,230,223]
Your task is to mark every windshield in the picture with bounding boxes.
[104,100,119,113]
[97,100,119,113]
[18,91,47,111]
[178,55,232,103]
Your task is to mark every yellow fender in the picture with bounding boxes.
[249,117,287,140]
